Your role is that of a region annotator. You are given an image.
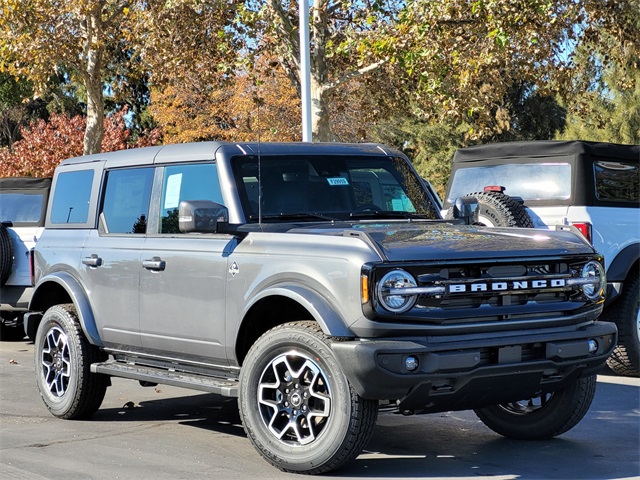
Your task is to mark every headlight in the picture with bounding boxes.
[377,270,417,313]
[581,261,605,300]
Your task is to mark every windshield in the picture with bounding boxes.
[447,163,572,204]
[232,155,439,222]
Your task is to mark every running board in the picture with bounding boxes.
[91,361,238,397]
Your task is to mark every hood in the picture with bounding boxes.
[291,222,595,262]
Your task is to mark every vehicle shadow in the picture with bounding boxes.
[93,391,246,438]
[90,378,638,479]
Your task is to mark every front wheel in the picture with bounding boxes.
[238,321,378,474]
[605,273,640,377]
[35,304,108,419]
[474,375,596,440]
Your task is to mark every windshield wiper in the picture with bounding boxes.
[349,211,431,220]
[249,212,338,222]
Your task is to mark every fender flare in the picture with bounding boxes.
[29,271,102,346]
[607,243,640,282]
[244,284,352,337]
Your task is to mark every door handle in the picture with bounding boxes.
[82,254,102,267]
[142,257,166,271]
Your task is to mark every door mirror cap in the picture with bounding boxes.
[452,196,479,225]
[178,200,229,233]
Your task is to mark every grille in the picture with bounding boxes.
[395,259,590,324]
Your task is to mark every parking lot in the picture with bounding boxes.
[1,337,638,480]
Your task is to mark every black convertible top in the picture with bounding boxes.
[453,140,640,164]
[0,177,52,191]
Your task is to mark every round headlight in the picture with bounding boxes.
[581,261,605,300]
[377,270,417,313]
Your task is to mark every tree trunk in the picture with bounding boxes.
[310,0,333,142]
[82,5,105,155]
[84,65,104,155]
[311,82,332,141]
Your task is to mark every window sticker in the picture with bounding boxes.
[164,173,183,209]
[327,177,349,186]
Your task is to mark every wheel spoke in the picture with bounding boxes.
[40,326,70,398]
[257,351,333,446]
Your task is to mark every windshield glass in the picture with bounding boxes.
[232,155,439,222]
[447,163,572,204]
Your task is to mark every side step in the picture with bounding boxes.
[91,361,239,397]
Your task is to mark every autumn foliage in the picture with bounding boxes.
[0,109,162,178]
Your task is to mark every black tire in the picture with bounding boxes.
[466,191,534,228]
[0,312,25,341]
[34,304,109,419]
[474,375,596,440]
[0,225,12,286]
[238,321,378,474]
[604,273,640,377]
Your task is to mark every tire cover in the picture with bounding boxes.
[465,191,534,228]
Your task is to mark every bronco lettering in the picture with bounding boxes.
[448,278,567,294]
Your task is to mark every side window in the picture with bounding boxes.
[50,170,94,224]
[594,161,639,203]
[101,168,154,234]
[160,163,223,233]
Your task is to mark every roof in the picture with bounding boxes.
[453,140,640,164]
[59,142,402,168]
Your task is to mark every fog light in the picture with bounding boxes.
[588,339,599,354]
[405,356,419,371]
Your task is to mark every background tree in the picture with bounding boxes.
[0,109,162,177]
[0,0,133,155]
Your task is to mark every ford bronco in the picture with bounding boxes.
[28,142,615,473]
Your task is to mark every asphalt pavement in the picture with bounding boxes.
[1,337,638,480]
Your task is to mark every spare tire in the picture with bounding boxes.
[465,191,533,228]
[0,225,12,286]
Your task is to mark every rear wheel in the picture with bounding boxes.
[238,321,378,474]
[35,304,109,419]
[466,191,533,228]
[474,375,596,440]
[0,312,25,341]
[605,273,640,377]
[0,225,12,286]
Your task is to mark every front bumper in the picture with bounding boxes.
[331,321,617,414]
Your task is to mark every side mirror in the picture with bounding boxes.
[178,200,229,233]
[452,196,479,225]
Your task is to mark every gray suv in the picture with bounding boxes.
[29,142,616,474]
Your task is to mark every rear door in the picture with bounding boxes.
[80,166,154,348]
[139,162,230,364]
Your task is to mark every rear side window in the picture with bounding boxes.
[594,161,639,203]
[101,168,155,234]
[159,163,223,233]
[50,170,94,224]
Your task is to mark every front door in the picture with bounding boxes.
[139,162,229,364]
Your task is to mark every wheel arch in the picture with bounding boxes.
[607,243,640,282]
[235,285,351,365]
[29,272,102,346]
